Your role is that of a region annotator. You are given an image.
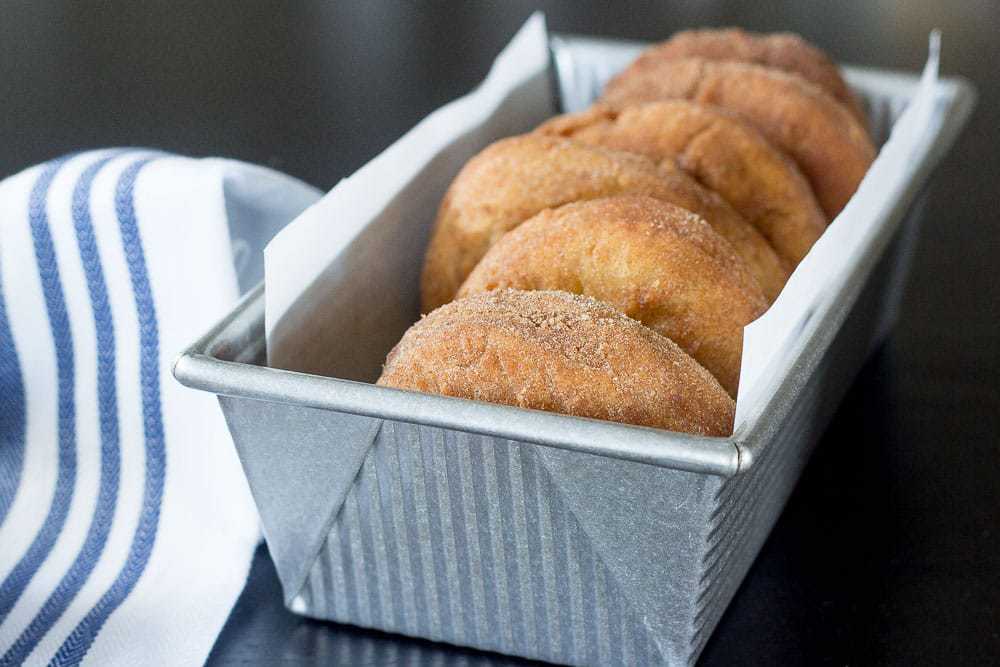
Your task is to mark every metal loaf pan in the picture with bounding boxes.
[174,29,975,667]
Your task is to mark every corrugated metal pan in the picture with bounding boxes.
[174,28,975,667]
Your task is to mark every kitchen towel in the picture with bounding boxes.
[0,149,321,665]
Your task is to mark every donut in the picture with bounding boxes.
[378,288,735,436]
[635,28,867,128]
[421,133,786,311]
[457,196,767,396]
[536,101,826,267]
[601,57,876,217]
[648,158,788,301]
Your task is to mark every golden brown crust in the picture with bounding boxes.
[378,289,735,436]
[537,101,826,268]
[420,133,785,311]
[644,158,788,302]
[601,58,876,218]
[457,196,767,396]
[640,28,868,129]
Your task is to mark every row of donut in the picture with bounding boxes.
[377,28,877,436]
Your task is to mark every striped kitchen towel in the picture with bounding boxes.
[0,149,321,665]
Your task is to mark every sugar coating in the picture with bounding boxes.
[537,99,827,270]
[378,289,736,436]
[420,133,783,311]
[457,195,768,396]
[641,27,868,127]
[602,57,876,218]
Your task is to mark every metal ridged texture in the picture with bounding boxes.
[290,210,916,665]
[690,385,825,663]
[297,422,660,666]
[223,189,922,667]
[688,214,919,664]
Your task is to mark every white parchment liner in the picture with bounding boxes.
[263,13,942,434]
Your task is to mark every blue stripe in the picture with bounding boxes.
[0,245,27,529]
[0,157,77,624]
[1,154,123,666]
[51,157,165,666]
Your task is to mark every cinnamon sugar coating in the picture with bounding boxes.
[378,289,736,436]
[457,196,767,396]
[537,101,826,268]
[639,28,868,128]
[421,133,785,311]
[602,58,876,218]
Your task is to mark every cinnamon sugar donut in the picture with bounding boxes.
[457,196,767,396]
[537,101,826,267]
[378,289,735,436]
[637,28,867,128]
[602,58,876,217]
[421,133,786,311]
[651,158,788,301]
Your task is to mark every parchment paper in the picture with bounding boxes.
[264,14,943,432]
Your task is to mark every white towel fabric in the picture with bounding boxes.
[0,149,321,666]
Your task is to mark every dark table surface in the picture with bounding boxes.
[5,1,997,665]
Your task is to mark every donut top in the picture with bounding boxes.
[602,57,876,217]
[379,289,736,436]
[638,27,867,126]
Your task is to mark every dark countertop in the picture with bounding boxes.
[5,2,997,664]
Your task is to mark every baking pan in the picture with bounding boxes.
[173,23,975,667]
